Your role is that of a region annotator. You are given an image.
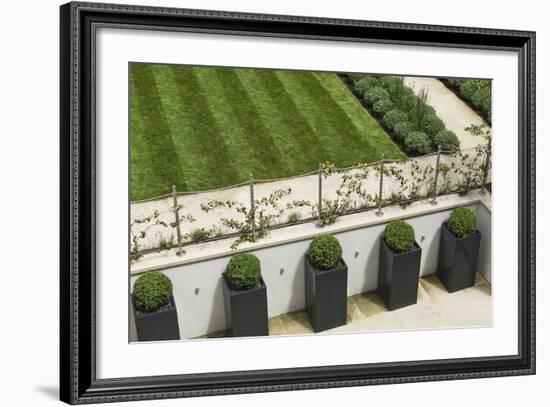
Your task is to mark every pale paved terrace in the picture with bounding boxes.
[197,273,491,339]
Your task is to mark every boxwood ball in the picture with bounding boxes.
[225,253,262,290]
[309,234,343,270]
[448,207,477,238]
[384,219,415,252]
[133,271,173,313]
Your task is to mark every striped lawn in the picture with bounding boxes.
[130,64,404,200]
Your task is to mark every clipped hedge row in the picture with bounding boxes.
[347,74,460,155]
[444,78,492,124]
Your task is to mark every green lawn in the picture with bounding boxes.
[130,64,404,201]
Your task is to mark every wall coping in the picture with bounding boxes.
[131,189,491,275]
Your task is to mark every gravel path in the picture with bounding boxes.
[131,78,490,252]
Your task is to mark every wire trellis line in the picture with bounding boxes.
[130,143,491,258]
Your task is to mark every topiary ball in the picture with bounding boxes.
[225,253,262,290]
[364,86,390,105]
[384,220,415,252]
[393,121,413,142]
[133,271,173,313]
[395,88,417,111]
[373,98,393,116]
[459,80,478,99]
[421,114,445,137]
[353,76,379,94]
[309,234,343,270]
[383,109,409,131]
[448,207,477,238]
[433,130,460,152]
[404,131,431,154]
[472,87,491,115]
[379,76,403,95]
[348,73,367,84]
[447,79,463,88]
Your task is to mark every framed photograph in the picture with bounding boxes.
[60,1,535,404]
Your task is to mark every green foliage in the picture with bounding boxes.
[225,253,262,290]
[188,228,214,242]
[383,109,409,131]
[472,87,491,117]
[395,90,417,112]
[202,188,297,249]
[384,220,415,252]
[130,207,195,259]
[448,207,477,238]
[393,121,413,142]
[364,86,390,105]
[353,76,379,94]
[287,212,301,223]
[158,235,175,251]
[363,75,380,88]
[459,80,478,99]
[373,98,393,116]
[133,271,173,313]
[345,74,450,157]
[380,76,404,99]
[404,131,431,154]
[409,88,431,129]
[433,130,460,152]
[348,73,366,83]
[309,234,343,270]
[352,78,371,95]
[447,78,463,87]
[421,114,445,137]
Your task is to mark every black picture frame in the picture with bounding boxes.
[60,1,536,404]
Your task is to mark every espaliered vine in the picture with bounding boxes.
[130,205,195,261]
[201,188,296,249]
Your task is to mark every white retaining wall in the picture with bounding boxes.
[130,201,491,340]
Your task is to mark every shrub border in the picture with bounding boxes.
[439,78,492,125]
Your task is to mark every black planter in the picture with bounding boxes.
[437,222,481,293]
[222,274,268,337]
[304,254,348,333]
[378,239,422,311]
[132,295,180,342]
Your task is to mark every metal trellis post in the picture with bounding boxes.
[376,154,384,217]
[249,174,256,234]
[430,145,442,205]
[172,185,185,256]
[318,162,323,226]
[479,144,490,195]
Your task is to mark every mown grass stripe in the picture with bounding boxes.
[236,69,328,175]
[189,67,260,182]
[130,64,186,200]
[275,71,372,165]
[167,65,241,192]
[210,68,286,180]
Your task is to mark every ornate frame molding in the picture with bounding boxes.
[60,2,535,404]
